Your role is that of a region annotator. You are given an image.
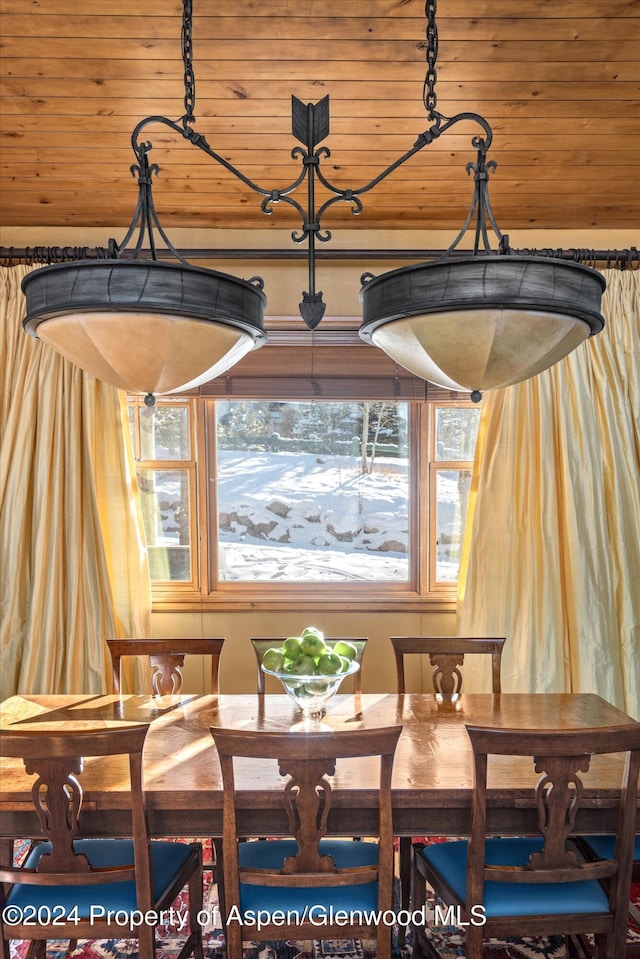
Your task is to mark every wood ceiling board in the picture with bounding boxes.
[1,0,639,234]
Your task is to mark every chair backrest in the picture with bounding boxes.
[107,637,225,695]
[465,723,640,936]
[390,636,506,694]
[251,637,367,695]
[211,724,401,900]
[0,724,153,901]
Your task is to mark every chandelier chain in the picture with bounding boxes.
[181,0,196,127]
[423,0,439,117]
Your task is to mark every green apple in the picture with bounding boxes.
[301,626,324,642]
[339,656,351,672]
[289,654,317,675]
[262,648,285,671]
[317,652,344,675]
[332,641,358,662]
[301,634,328,659]
[282,636,302,660]
[304,680,330,695]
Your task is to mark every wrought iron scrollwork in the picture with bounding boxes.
[116,0,502,329]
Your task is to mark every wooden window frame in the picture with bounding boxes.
[427,401,477,595]
[203,398,421,609]
[128,397,200,595]
[134,321,477,612]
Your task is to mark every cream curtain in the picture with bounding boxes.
[457,269,640,718]
[0,264,151,698]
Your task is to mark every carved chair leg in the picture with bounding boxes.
[212,837,225,921]
[593,932,608,958]
[376,925,392,959]
[0,839,13,868]
[24,941,46,959]
[465,924,484,959]
[224,919,243,959]
[410,853,427,959]
[188,860,205,959]
[567,934,592,959]
[398,836,412,945]
[202,836,217,878]
[138,921,155,959]
[413,926,441,959]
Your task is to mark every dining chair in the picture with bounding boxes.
[411,722,640,959]
[107,636,225,695]
[575,834,640,957]
[390,635,506,695]
[390,634,506,935]
[0,724,203,959]
[107,636,225,880]
[251,636,367,695]
[210,723,402,959]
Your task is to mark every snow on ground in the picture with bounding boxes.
[218,542,408,582]
[156,448,461,582]
[216,448,409,581]
[214,448,459,582]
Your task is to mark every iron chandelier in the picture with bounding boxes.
[21,0,606,405]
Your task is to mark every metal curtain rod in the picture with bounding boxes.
[1,245,638,268]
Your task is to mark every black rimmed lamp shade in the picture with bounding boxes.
[359,257,606,396]
[22,259,267,397]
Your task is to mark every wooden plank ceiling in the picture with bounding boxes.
[1,0,639,237]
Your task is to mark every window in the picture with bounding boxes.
[429,404,481,590]
[128,399,197,589]
[215,400,410,583]
[128,394,479,609]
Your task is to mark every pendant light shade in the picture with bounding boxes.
[22,259,266,397]
[359,257,606,396]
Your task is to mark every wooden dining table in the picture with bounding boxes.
[1,691,638,843]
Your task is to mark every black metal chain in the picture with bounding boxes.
[181,0,196,127]
[423,0,439,118]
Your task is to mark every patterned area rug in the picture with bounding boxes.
[7,840,640,959]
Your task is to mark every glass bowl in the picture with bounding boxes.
[261,659,360,721]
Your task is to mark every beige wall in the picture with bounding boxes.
[150,608,458,695]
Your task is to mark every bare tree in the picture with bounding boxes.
[361,401,393,474]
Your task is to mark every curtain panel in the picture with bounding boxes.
[0,265,151,698]
[457,269,640,718]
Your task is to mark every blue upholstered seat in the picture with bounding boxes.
[238,838,379,915]
[6,839,195,915]
[419,836,610,918]
[580,834,640,862]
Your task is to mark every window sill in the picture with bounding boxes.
[150,588,458,614]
